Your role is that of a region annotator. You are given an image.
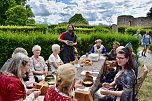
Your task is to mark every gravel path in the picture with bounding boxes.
[138,47,152,70]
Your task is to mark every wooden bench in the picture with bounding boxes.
[134,64,149,100]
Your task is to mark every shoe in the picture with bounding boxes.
[141,52,144,56]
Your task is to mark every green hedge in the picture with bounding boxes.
[118,27,127,33]
[125,27,152,36]
[54,27,110,34]
[77,32,139,55]
[0,24,48,34]
[0,32,139,68]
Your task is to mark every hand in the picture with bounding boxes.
[75,79,83,88]
[141,42,144,46]
[72,43,76,46]
[102,83,110,88]
[33,90,41,98]
[100,87,109,95]
[27,88,39,95]
[58,62,63,65]
[43,71,48,75]
[64,40,69,45]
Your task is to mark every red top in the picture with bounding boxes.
[0,73,26,101]
[59,32,66,40]
[44,86,75,101]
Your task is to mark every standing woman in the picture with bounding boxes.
[141,31,151,57]
[98,47,136,101]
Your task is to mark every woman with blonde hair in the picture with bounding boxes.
[44,63,77,101]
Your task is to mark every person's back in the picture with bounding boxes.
[44,86,75,101]
[0,59,11,71]
[0,71,26,101]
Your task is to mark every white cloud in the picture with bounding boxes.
[27,0,152,25]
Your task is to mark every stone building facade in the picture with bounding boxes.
[117,15,152,27]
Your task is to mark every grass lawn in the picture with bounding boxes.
[137,69,152,101]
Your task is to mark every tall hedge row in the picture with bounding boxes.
[54,27,110,34]
[0,32,139,68]
[118,26,152,35]
[125,27,152,36]
[0,25,48,34]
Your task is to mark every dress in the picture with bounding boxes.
[0,71,26,101]
[115,69,135,101]
[44,86,75,101]
[142,34,151,48]
[98,69,135,101]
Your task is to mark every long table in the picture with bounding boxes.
[75,56,106,101]
[36,56,106,101]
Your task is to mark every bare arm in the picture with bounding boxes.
[33,71,44,75]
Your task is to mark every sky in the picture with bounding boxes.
[27,0,152,25]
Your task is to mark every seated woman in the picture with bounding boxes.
[89,39,108,56]
[44,63,77,101]
[48,44,63,74]
[98,47,136,101]
[29,45,48,82]
[0,47,35,88]
[108,41,120,60]
[0,53,40,101]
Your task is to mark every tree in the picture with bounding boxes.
[25,5,35,24]
[0,0,35,25]
[69,14,88,25]
[0,0,16,25]
[147,7,152,17]
[14,0,27,5]
[5,5,28,25]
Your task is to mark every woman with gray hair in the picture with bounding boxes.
[48,44,63,74]
[0,53,41,101]
[44,63,77,101]
[29,45,48,82]
[1,47,28,71]
[1,47,35,88]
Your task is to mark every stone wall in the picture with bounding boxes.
[117,15,152,27]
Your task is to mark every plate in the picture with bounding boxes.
[76,87,90,92]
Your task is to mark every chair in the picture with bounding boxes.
[134,64,149,98]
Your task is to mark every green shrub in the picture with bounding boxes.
[54,26,111,34]
[0,31,139,68]
[94,26,110,33]
[125,27,152,36]
[0,24,48,34]
[118,27,127,33]
[149,45,152,52]
[77,32,139,55]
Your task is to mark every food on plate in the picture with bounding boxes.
[81,58,92,66]
[83,81,93,84]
